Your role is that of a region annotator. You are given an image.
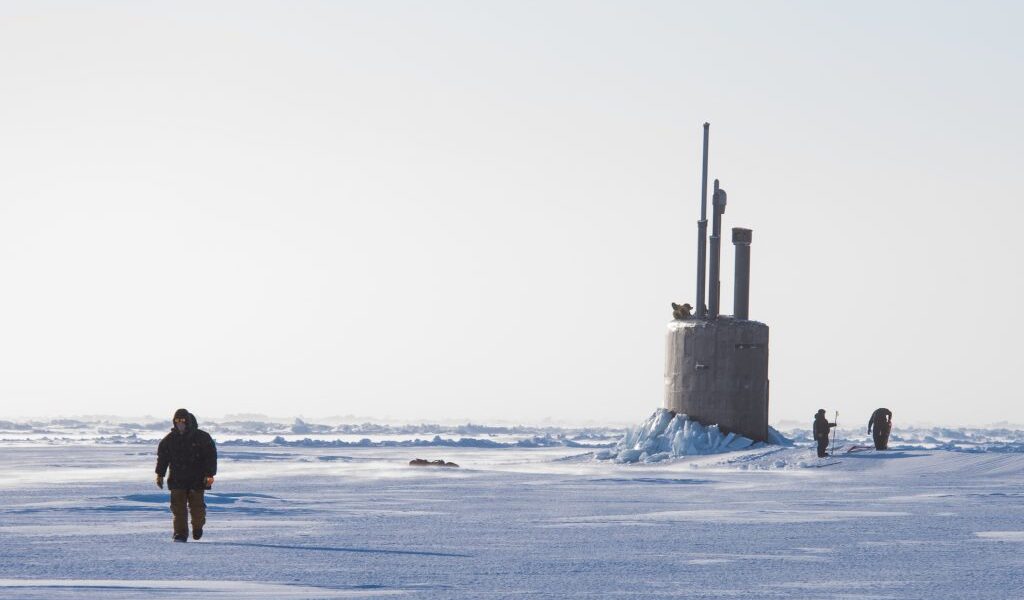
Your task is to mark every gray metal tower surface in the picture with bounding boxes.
[666,125,770,443]
[663,318,769,442]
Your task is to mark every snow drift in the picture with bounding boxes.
[596,409,792,463]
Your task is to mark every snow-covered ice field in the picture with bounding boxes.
[2,421,1024,599]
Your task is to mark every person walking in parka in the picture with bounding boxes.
[813,409,837,458]
[155,408,217,542]
[868,407,893,450]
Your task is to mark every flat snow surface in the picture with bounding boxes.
[2,425,1024,598]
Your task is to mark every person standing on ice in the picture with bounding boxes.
[813,409,836,457]
[868,408,893,450]
[155,408,217,542]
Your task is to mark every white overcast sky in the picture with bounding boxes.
[1,1,1022,426]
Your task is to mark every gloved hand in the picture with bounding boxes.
[156,475,164,489]
[204,476,214,489]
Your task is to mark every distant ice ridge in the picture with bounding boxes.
[0,418,622,447]
[222,434,602,449]
[596,409,793,464]
[3,417,1024,452]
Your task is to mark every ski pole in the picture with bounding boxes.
[830,411,838,455]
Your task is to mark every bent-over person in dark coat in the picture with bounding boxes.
[868,408,893,450]
[156,408,217,542]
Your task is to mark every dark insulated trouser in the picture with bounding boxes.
[872,423,891,450]
[816,437,829,457]
[170,489,206,538]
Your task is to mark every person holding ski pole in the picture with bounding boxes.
[813,409,837,458]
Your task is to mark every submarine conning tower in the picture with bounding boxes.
[664,123,770,443]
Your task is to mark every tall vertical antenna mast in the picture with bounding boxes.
[695,123,710,318]
[708,179,727,319]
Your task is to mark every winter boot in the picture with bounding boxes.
[173,534,188,543]
[193,527,203,540]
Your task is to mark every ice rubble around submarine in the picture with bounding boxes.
[595,408,792,464]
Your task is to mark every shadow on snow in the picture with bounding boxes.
[206,541,470,558]
[588,477,711,485]
[840,451,929,460]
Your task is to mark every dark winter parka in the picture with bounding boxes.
[813,413,835,441]
[156,412,217,490]
[868,408,892,433]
